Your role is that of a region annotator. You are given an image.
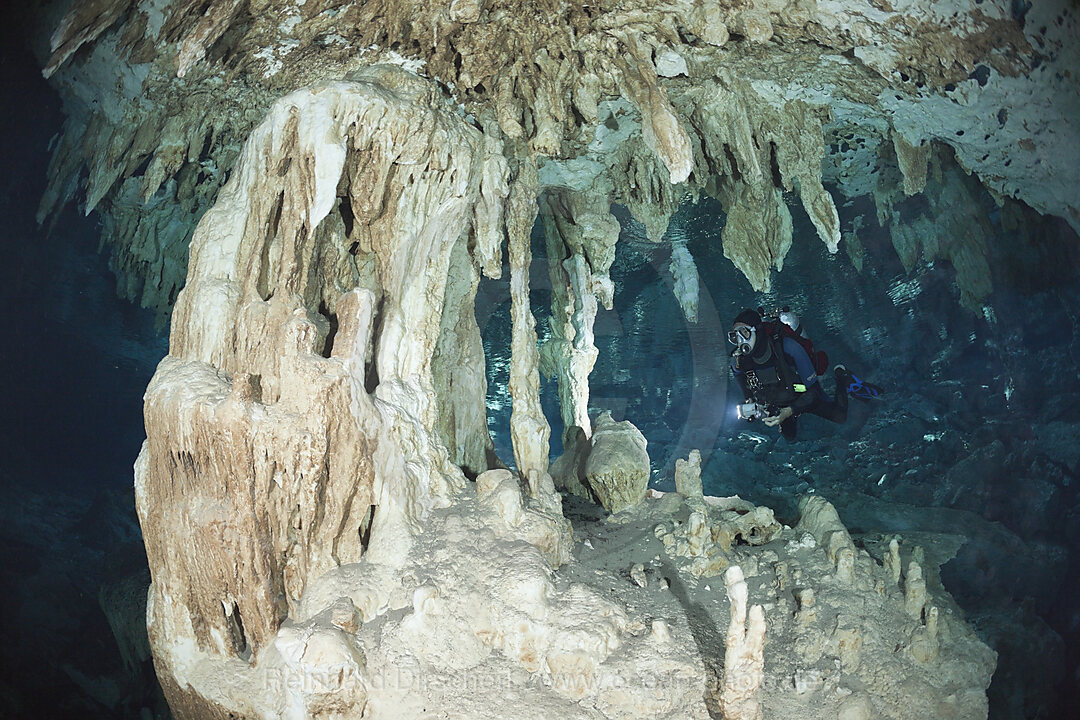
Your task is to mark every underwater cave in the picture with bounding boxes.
[2,1,1079,719]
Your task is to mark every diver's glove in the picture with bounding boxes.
[762,406,794,427]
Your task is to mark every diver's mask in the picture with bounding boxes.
[728,325,756,355]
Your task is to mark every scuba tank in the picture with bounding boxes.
[761,305,807,338]
[758,305,828,376]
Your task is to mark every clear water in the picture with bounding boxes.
[480,186,1080,718]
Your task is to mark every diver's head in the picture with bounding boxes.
[729,308,762,356]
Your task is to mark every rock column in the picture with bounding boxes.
[506,157,551,478]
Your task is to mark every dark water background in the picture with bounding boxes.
[0,13,168,718]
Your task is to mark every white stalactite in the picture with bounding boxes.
[669,241,699,323]
[507,158,551,478]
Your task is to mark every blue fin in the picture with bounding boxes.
[846,374,882,400]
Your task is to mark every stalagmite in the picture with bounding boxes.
[885,537,903,585]
[905,558,928,621]
[796,495,857,583]
[584,412,650,513]
[687,510,708,556]
[674,449,703,498]
[910,606,941,664]
[720,565,765,720]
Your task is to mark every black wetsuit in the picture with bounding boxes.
[731,333,847,441]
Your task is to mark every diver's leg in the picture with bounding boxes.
[805,383,847,424]
[780,415,798,440]
[833,369,850,416]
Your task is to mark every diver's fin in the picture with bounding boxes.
[845,374,882,401]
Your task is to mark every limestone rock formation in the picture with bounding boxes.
[135,69,509,714]
[549,424,594,500]
[583,412,651,514]
[548,414,652,515]
[505,156,551,480]
[128,67,701,719]
[641,490,997,720]
[35,0,1080,318]
[674,448,702,498]
[28,0,1056,716]
[720,565,765,720]
[668,241,699,323]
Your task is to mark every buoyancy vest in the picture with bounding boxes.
[764,320,829,376]
[734,334,801,407]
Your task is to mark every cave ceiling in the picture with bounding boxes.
[35,0,1080,317]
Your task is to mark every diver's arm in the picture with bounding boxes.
[777,338,819,416]
[731,358,752,401]
[762,406,793,426]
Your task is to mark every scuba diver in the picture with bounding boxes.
[729,307,875,441]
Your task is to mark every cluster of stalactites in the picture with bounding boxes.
[33,0,858,311]
[39,0,1047,322]
[535,70,846,338]
[674,78,841,292]
[871,142,995,311]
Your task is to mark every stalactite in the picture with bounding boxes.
[893,131,932,196]
[717,180,793,293]
[539,197,602,443]
[878,149,995,310]
[613,36,694,185]
[669,240,700,322]
[506,157,551,478]
[540,188,621,307]
[40,0,1077,322]
[42,0,134,79]
[175,0,246,78]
